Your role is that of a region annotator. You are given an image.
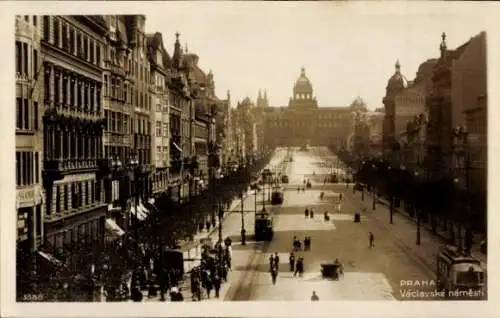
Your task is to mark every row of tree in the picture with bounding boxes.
[354,157,486,234]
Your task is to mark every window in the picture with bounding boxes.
[123,115,128,134]
[33,49,38,78]
[53,18,59,46]
[43,16,50,41]
[157,146,161,153]
[83,36,88,60]
[156,121,161,136]
[23,98,29,130]
[77,33,82,57]
[85,182,89,206]
[62,22,68,50]
[35,205,41,236]
[34,152,39,183]
[56,185,61,213]
[69,28,75,54]
[15,41,21,74]
[24,15,29,22]
[16,152,21,186]
[63,184,68,211]
[16,98,22,129]
[96,44,100,65]
[33,16,37,26]
[90,40,94,63]
[62,76,67,106]
[22,42,28,75]
[163,123,168,137]
[33,101,38,130]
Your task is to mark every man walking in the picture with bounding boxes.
[369,232,375,248]
[289,252,296,272]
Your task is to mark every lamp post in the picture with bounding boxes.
[128,155,140,266]
[372,164,377,210]
[388,165,394,224]
[453,177,463,252]
[415,171,421,245]
[240,191,246,245]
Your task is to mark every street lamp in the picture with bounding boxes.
[415,171,421,245]
[388,165,394,224]
[128,155,140,266]
[453,177,463,252]
[240,191,246,245]
[372,164,377,210]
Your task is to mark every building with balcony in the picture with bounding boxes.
[167,33,193,203]
[40,15,107,277]
[126,15,153,196]
[15,15,44,296]
[146,32,170,196]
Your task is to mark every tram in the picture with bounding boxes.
[271,185,284,205]
[254,211,274,241]
[436,245,486,299]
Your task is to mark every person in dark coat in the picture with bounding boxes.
[270,265,278,285]
[130,280,143,302]
[213,274,221,298]
[205,273,213,299]
[289,252,295,272]
[310,210,314,219]
[304,208,309,218]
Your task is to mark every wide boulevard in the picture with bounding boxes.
[216,146,451,301]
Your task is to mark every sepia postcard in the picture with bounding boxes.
[1,1,499,317]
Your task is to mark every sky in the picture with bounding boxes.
[143,2,492,110]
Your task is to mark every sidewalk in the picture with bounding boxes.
[374,195,487,268]
[350,190,486,270]
[121,189,254,303]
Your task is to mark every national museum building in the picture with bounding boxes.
[262,67,365,148]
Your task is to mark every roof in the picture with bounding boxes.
[294,67,313,93]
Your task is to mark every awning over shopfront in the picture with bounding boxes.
[105,218,125,241]
[37,250,65,267]
[130,202,150,221]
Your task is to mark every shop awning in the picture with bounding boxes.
[105,218,125,241]
[130,202,150,221]
[37,251,65,267]
[172,141,182,152]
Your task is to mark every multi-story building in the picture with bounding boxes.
[146,32,170,196]
[101,15,134,233]
[127,15,153,198]
[382,60,407,159]
[365,109,385,156]
[15,15,44,295]
[394,59,437,137]
[426,33,474,181]
[251,90,268,157]
[216,91,232,177]
[40,15,108,278]
[236,98,257,163]
[451,31,487,198]
[263,67,354,149]
[168,33,193,203]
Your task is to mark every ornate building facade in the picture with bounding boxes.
[146,32,170,196]
[263,67,356,149]
[15,15,44,295]
[40,15,108,275]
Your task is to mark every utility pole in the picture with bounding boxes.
[240,192,246,245]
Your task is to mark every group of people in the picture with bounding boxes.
[190,240,232,300]
[293,235,311,251]
[288,252,305,277]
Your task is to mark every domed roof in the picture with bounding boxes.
[387,60,407,91]
[349,96,367,110]
[294,67,313,93]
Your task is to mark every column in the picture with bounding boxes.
[50,65,55,105]
[59,124,64,161]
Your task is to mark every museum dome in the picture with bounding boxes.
[387,60,407,91]
[293,67,313,93]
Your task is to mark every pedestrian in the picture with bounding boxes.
[269,254,275,271]
[205,221,210,231]
[289,252,295,272]
[304,208,309,218]
[294,257,304,277]
[273,252,280,266]
[311,290,319,301]
[213,274,221,298]
[205,275,213,299]
[339,192,343,201]
[270,265,278,285]
[310,209,314,219]
[369,232,375,248]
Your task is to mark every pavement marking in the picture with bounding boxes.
[249,271,395,300]
[274,215,337,231]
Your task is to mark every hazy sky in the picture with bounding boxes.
[143,2,492,110]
